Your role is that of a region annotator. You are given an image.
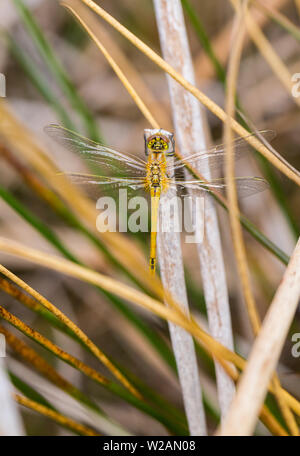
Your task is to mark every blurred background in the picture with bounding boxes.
[0,0,299,435]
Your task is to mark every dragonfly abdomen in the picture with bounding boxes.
[146,152,170,275]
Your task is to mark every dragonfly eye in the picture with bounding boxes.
[147,135,169,151]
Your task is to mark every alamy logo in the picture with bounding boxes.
[95,190,205,244]
[0,334,6,357]
[291,333,300,358]
[0,73,6,97]
[291,73,300,98]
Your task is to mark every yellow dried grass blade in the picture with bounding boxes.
[230,0,300,110]
[0,263,139,398]
[224,1,298,436]
[14,394,99,436]
[77,0,300,187]
[0,304,110,388]
[219,238,300,435]
[0,236,299,422]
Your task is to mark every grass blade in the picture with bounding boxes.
[220,237,300,435]
[13,0,101,141]
[182,0,300,239]
[10,373,56,410]
[0,359,24,435]
[14,393,99,436]
[224,1,297,435]
[6,34,76,131]
[0,176,176,371]
[154,0,235,423]
[0,303,188,434]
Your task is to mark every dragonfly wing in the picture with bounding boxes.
[61,173,146,190]
[45,124,147,177]
[168,130,276,173]
[171,176,269,199]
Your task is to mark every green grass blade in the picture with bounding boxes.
[10,372,56,410]
[7,34,75,131]
[0,185,212,432]
[182,0,300,240]
[8,345,133,433]
[0,184,176,374]
[181,0,226,82]
[1,306,188,434]
[107,382,188,435]
[239,213,289,265]
[0,149,177,369]
[0,171,290,431]
[254,154,300,238]
[0,187,286,435]
[2,274,219,428]
[10,373,99,435]
[0,185,78,263]
[10,0,293,269]
[257,4,300,43]
[13,0,101,141]
[4,317,184,433]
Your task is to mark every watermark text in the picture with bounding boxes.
[95,190,205,244]
[0,73,6,97]
[0,334,6,358]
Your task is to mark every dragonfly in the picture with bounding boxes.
[46,125,273,275]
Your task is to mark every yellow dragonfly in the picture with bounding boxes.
[46,125,273,275]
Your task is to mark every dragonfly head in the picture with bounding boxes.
[144,129,175,156]
[146,134,169,152]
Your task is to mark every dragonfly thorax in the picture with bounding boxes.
[145,154,169,192]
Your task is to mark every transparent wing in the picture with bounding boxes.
[60,173,146,191]
[170,176,269,199]
[45,124,147,177]
[168,130,276,174]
